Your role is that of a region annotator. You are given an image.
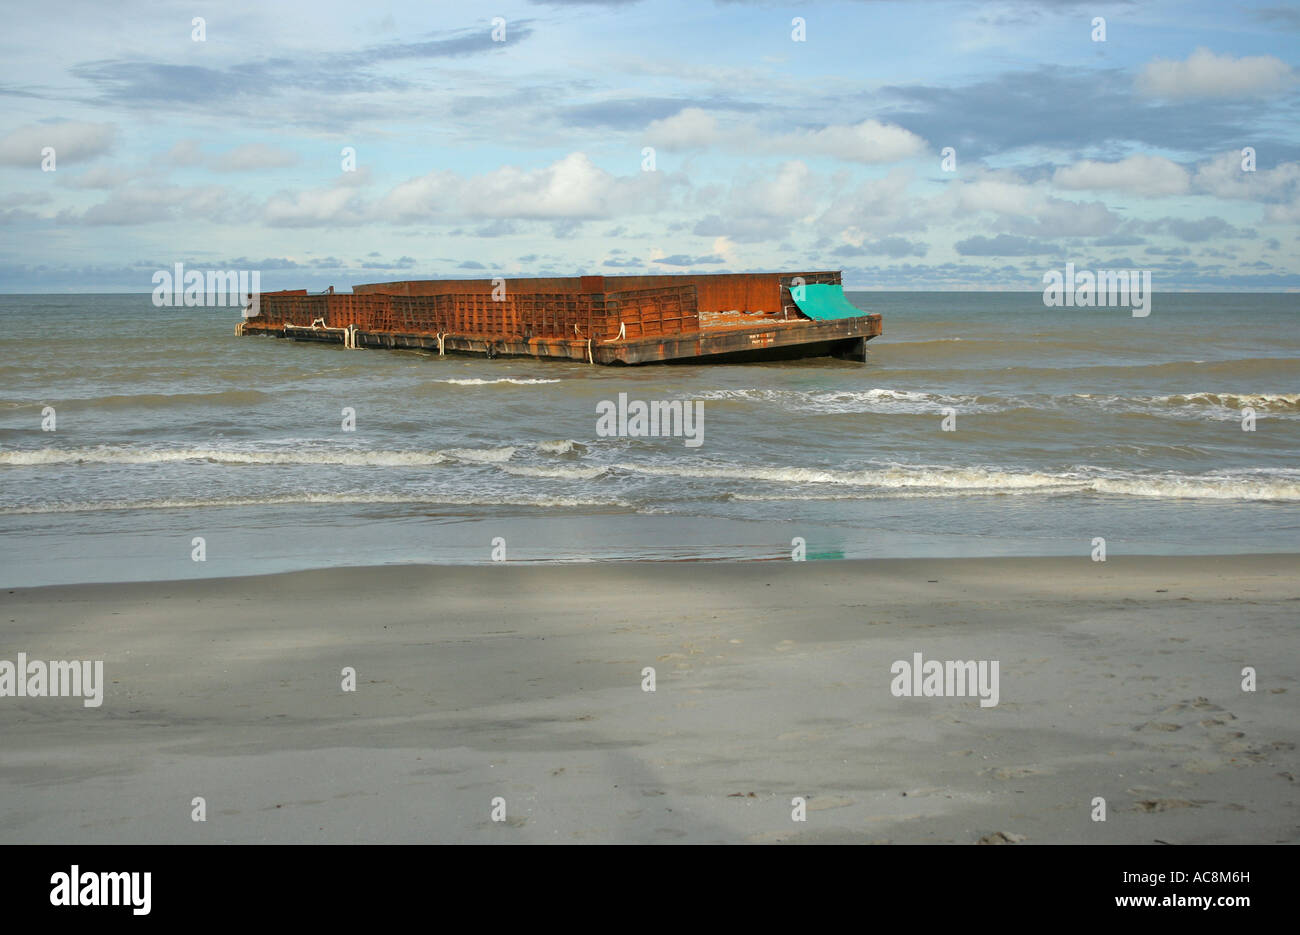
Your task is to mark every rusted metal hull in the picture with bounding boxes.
[238,271,882,365]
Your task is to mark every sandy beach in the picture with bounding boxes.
[0,554,1295,844]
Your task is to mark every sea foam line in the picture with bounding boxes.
[0,444,530,467]
[436,377,561,385]
[0,446,454,467]
[615,461,1300,501]
[0,492,630,516]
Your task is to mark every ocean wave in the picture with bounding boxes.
[1150,392,1300,411]
[872,335,1118,361]
[436,377,561,385]
[0,441,599,467]
[0,389,270,411]
[7,440,1297,505]
[616,460,1300,501]
[500,464,609,480]
[1072,391,1300,420]
[0,446,454,467]
[537,439,587,455]
[440,446,517,463]
[691,386,1300,419]
[695,387,987,414]
[0,492,630,516]
[879,337,965,343]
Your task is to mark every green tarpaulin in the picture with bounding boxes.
[791,284,866,320]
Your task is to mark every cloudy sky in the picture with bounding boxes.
[2,0,1298,291]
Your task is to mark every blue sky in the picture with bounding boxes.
[2,0,1298,291]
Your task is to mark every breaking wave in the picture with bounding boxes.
[0,441,614,468]
[616,460,1300,501]
[440,446,517,463]
[436,378,561,385]
[500,464,609,480]
[0,492,630,516]
[696,387,988,414]
[0,446,454,467]
[1149,392,1300,411]
[536,440,588,455]
[693,386,1300,419]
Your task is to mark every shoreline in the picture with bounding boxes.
[6,549,1298,592]
[2,554,1296,843]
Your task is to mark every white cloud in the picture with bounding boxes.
[62,166,145,190]
[646,108,720,150]
[0,122,115,167]
[462,152,653,220]
[690,160,825,242]
[335,165,374,188]
[1137,47,1295,98]
[211,143,300,172]
[711,235,739,265]
[1192,151,1300,202]
[266,184,369,227]
[644,111,924,164]
[1053,155,1190,196]
[942,175,1044,218]
[741,160,816,219]
[270,153,665,227]
[159,140,204,167]
[72,184,234,226]
[816,170,918,243]
[374,170,459,223]
[925,171,1122,238]
[1020,197,1122,238]
[768,119,926,164]
[1264,199,1300,224]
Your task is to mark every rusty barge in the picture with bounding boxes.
[237,271,882,365]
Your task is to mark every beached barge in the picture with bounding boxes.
[237,271,882,365]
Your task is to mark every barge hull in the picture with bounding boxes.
[250,317,879,365]
[238,271,882,366]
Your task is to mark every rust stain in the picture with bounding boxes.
[240,271,880,365]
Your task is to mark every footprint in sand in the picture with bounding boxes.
[1199,714,1238,727]
[901,787,946,798]
[1134,798,1201,812]
[981,766,1050,780]
[806,795,854,811]
[977,830,1027,844]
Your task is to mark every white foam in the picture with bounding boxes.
[0,491,630,516]
[441,446,517,463]
[614,460,1300,501]
[1074,391,1300,419]
[500,464,609,480]
[694,387,986,415]
[1151,392,1300,411]
[536,440,586,455]
[0,446,451,467]
[438,378,561,385]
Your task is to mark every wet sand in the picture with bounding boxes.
[1,555,1296,843]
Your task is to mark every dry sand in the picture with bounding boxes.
[1,555,1296,844]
